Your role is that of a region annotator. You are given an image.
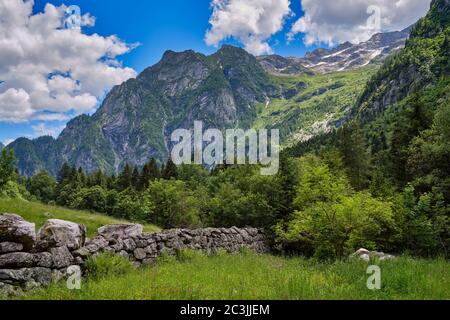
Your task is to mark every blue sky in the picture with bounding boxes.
[0,0,430,145]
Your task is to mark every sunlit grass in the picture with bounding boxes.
[0,198,160,237]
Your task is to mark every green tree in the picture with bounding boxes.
[146,179,201,228]
[131,166,140,190]
[162,158,178,180]
[138,159,160,191]
[26,170,56,203]
[0,149,16,189]
[117,163,133,191]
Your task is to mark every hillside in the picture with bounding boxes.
[290,0,449,203]
[0,198,160,237]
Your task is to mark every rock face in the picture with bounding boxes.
[0,214,36,250]
[37,219,86,250]
[1,214,269,297]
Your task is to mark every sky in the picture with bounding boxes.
[0,0,432,145]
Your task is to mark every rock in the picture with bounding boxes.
[359,254,371,262]
[50,246,73,269]
[0,252,35,268]
[123,238,137,252]
[133,248,146,260]
[0,281,21,296]
[0,268,52,286]
[97,224,143,239]
[351,248,396,261]
[0,214,36,250]
[0,242,23,254]
[353,248,370,256]
[37,219,86,250]
[84,237,109,254]
[35,252,53,268]
[72,247,91,259]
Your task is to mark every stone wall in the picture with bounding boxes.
[0,213,268,296]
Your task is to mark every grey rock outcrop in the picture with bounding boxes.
[37,219,86,250]
[0,214,36,250]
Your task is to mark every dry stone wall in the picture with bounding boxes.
[0,213,268,296]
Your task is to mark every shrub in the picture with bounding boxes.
[85,253,134,280]
[146,180,202,228]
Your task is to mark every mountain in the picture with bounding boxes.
[9,46,280,175]
[258,27,412,75]
[8,18,435,176]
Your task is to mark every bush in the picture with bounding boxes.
[275,156,398,259]
[71,186,108,213]
[85,253,134,280]
[111,190,154,222]
[146,180,202,228]
[26,171,56,204]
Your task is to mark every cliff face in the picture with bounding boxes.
[356,0,450,120]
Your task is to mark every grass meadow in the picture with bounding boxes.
[15,250,450,300]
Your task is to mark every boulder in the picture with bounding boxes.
[37,219,86,250]
[133,248,146,260]
[0,267,52,286]
[123,238,137,252]
[0,252,35,268]
[351,248,396,261]
[0,214,36,250]
[50,246,74,269]
[0,252,53,268]
[97,224,143,239]
[0,242,23,254]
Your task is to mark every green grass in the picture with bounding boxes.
[16,251,450,300]
[0,198,160,237]
[254,66,378,147]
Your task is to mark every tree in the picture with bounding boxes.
[26,170,56,203]
[138,160,157,191]
[71,186,108,213]
[0,149,16,189]
[112,190,154,222]
[146,179,201,228]
[57,162,72,185]
[275,155,397,259]
[131,166,140,190]
[162,158,178,180]
[338,122,370,191]
[117,163,133,191]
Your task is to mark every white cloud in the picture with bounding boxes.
[289,0,432,46]
[205,0,292,55]
[32,123,66,138]
[0,0,137,123]
[0,88,34,122]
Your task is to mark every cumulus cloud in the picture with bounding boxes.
[205,0,292,55]
[31,123,66,138]
[0,0,137,123]
[289,0,432,46]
